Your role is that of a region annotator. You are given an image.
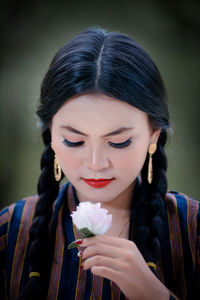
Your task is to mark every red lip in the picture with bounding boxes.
[83,178,115,188]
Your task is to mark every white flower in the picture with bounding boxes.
[71,202,112,236]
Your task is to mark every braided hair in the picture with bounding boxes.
[133,130,167,268]
[17,128,62,299]
[18,28,170,299]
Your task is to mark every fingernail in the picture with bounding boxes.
[77,251,82,258]
[74,239,83,245]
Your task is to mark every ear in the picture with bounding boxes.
[150,128,161,144]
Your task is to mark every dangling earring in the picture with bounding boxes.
[54,155,62,181]
[147,143,157,184]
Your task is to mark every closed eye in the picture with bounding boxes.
[63,138,84,147]
[108,138,132,148]
[63,138,132,148]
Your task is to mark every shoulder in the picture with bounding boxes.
[164,191,200,235]
[8,195,38,223]
[0,195,38,251]
[0,182,69,239]
[0,183,70,255]
[165,191,199,214]
[10,195,39,229]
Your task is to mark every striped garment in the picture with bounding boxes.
[0,182,199,300]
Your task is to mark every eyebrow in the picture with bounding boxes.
[60,125,133,137]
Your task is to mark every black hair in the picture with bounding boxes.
[18,27,170,299]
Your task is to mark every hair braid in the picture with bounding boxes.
[133,130,167,270]
[17,128,61,300]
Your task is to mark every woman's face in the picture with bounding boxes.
[51,94,160,204]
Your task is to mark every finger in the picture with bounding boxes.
[90,265,121,284]
[81,235,136,250]
[83,255,123,271]
[82,242,148,273]
[82,242,125,259]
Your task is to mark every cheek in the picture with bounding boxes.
[52,135,81,172]
[57,149,80,170]
[113,144,148,175]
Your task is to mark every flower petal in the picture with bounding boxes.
[70,201,112,235]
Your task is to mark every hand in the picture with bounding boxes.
[80,235,169,300]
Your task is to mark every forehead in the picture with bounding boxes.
[52,93,149,129]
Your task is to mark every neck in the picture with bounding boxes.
[103,184,134,238]
[75,181,136,238]
[76,180,136,219]
[100,183,134,219]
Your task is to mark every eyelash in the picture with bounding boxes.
[108,139,132,148]
[63,138,132,149]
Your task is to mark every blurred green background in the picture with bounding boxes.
[0,0,200,209]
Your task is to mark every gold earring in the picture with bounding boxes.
[148,143,157,184]
[54,155,62,181]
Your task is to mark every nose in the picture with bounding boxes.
[84,145,110,171]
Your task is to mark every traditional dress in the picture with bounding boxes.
[0,182,199,300]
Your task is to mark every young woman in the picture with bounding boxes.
[0,28,199,300]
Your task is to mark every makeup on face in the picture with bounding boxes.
[51,94,159,204]
[82,178,115,188]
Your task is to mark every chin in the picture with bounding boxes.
[79,188,120,203]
